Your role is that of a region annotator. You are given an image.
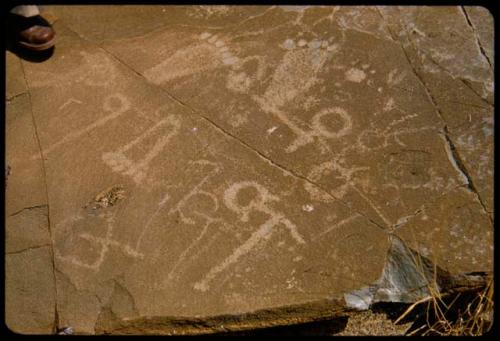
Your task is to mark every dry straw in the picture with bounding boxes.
[394,232,493,336]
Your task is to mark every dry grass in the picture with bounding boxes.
[394,240,494,336]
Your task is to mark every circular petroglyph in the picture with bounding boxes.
[103,93,130,114]
[223,181,279,222]
[311,107,352,139]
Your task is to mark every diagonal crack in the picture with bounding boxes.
[376,7,492,225]
[6,244,53,255]
[63,15,403,236]
[424,52,493,107]
[9,204,48,217]
[460,6,492,69]
[19,61,60,334]
[75,24,390,233]
[389,183,470,233]
[147,90,389,232]
[441,126,492,224]
[6,91,29,103]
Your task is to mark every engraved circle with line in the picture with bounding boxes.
[223,181,279,222]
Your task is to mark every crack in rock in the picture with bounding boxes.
[460,6,492,69]
[6,244,52,255]
[440,126,491,222]
[9,204,49,217]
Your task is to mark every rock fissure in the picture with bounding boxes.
[441,126,492,224]
[97,39,390,233]
[6,6,492,335]
[6,91,29,103]
[6,244,52,255]
[9,204,49,217]
[460,6,492,69]
[19,61,60,333]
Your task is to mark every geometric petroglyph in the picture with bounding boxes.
[102,114,181,184]
[37,93,131,158]
[194,181,305,292]
[54,212,144,272]
[137,160,223,284]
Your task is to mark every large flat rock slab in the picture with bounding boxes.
[5,87,56,334]
[6,5,493,335]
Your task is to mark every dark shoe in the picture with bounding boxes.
[8,14,56,51]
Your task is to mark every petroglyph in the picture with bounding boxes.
[258,37,334,108]
[9,6,494,334]
[55,212,144,272]
[345,68,367,83]
[143,31,240,85]
[305,160,369,202]
[37,93,130,158]
[253,38,351,152]
[387,68,407,86]
[167,160,221,225]
[58,98,83,111]
[165,215,224,283]
[194,181,305,292]
[313,214,362,241]
[135,192,171,250]
[102,114,181,184]
[137,160,224,282]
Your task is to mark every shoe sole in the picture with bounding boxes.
[19,37,56,51]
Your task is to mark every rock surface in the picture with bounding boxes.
[5,5,493,335]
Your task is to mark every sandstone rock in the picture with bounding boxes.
[6,5,493,335]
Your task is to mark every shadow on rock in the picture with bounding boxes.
[6,39,55,63]
[210,317,349,336]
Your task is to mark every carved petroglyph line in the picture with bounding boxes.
[102,114,181,184]
[350,185,392,228]
[168,160,221,224]
[165,214,223,282]
[304,161,369,201]
[58,98,83,111]
[303,160,392,229]
[135,192,171,250]
[313,214,362,241]
[154,161,223,282]
[194,181,305,292]
[289,107,352,153]
[55,213,144,271]
[388,126,436,147]
[35,93,130,158]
